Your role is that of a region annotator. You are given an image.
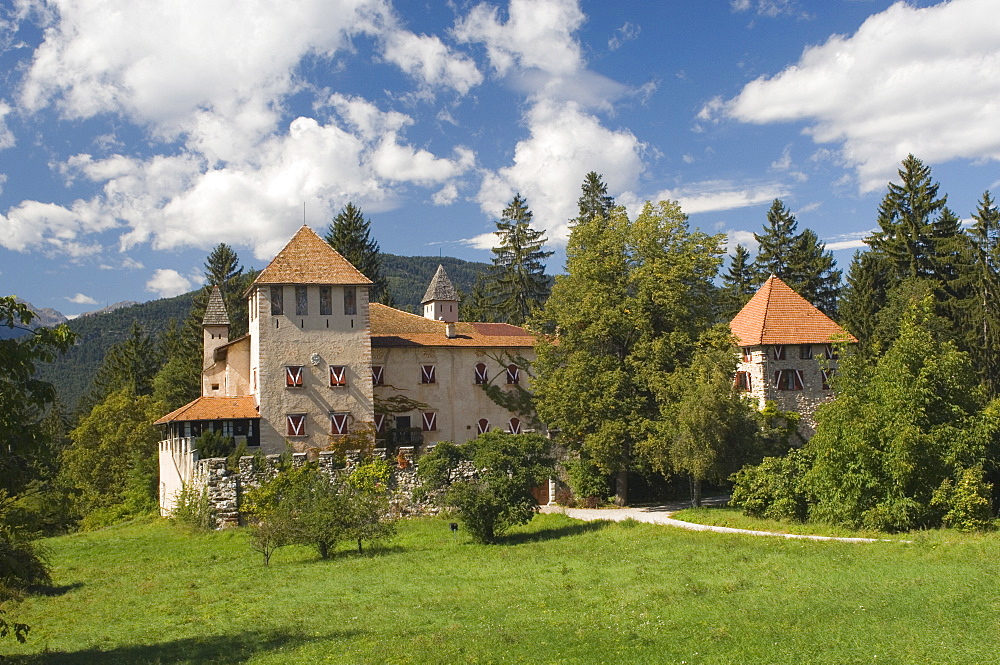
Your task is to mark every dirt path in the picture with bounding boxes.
[539,498,898,543]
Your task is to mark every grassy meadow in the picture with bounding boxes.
[4,513,1000,664]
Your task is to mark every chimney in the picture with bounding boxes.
[445,322,456,339]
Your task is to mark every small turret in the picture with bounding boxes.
[203,285,230,373]
[421,264,460,323]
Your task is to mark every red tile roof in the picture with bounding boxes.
[253,225,373,286]
[370,303,535,348]
[154,396,259,425]
[730,275,856,346]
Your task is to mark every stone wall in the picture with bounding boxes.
[191,446,473,529]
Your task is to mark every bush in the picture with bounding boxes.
[172,484,215,532]
[195,430,235,459]
[730,449,811,522]
[932,467,994,532]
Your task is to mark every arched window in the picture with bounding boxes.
[508,417,521,434]
[477,418,490,435]
[506,364,519,385]
[475,363,488,384]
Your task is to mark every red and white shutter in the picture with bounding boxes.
[375,414,386,434]
[372,365,384,386]
[330,412,350,435]
[286,414,306,436]
[508,417,521,434]
[506,364,519,385]
[329,365,346,387]
[421,411,437,432]
[476,418,490,434]
[421,364,436,384]
[475,363,488,384]
[285,366,303,387]
[793,369,804,390]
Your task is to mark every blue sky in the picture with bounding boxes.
[1,0,999,316]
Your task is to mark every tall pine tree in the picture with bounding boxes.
[488,194,553,326]
[325,203,390,304]
[720,244,755,319]
[968,191,1000,396]
[752,199,799,284]
[574,171,615,225]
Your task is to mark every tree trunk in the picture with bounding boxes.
[690,475,702,508]
[615,469,629,507]
[358,538,363,553]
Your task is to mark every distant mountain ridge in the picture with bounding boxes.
[29,253,493,412]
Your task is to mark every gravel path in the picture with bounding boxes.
[539,498,899,543]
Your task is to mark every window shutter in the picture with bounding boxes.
[329,365,346,387]
[508,417,521,434]
[477,418,490,435]
[421,365,436,384]
[331,413,350,435]
[773,345,785,360]
[793,369,804,390]
[506,364,519,385]
[475,363,488,385]
[286,414,306,436]
[375,414,386,434]
[372,365,384,386]
[421,411,437,431]
[285,366,303,387]
[773,370,781,388]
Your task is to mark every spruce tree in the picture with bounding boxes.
[839,250,891,356]
[752,199,799,285]
[968,191,1000,396]
[575,171,615,225]
[489,194,553,326]
[325,203,389,303]
[720,244,755,318]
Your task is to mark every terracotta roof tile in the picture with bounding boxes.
[730,275,856,346]
[253,225,373,286]
[370,303,534,348]
[154,396,259,425]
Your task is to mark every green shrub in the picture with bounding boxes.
[730,449,811,522]
[172,484,215,532]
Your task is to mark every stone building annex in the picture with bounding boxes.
[156,225,536,514]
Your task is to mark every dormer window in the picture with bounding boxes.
[285,366,304,388]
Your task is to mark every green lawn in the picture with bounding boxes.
[5,513,1000,664]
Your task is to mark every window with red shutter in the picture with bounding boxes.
[286,414,306,436]
[421,364,436,384]
[375,414,386,435]
[329,365,346,387]
[774,369,804,391]
[475,363,488,385]
[421,411,437,431]
[330,412,350,435]
[741,348,752,363]
[506,364,519,385]
[734,371,752,391]
[477,418,490,435]
[824,344,838,360]
[285,366,303,388]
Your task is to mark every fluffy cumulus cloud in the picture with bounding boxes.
[66,293,97,305]
[471,99,644,248]
[145,269,194,298]
[714,0,1000,191]
[382,31,483,95]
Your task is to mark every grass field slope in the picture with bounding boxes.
[5,514,999,664]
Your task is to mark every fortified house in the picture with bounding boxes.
[157,225,535,514]
[730,275,856,436]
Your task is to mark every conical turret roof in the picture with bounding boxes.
[203,285,230,326]
[730,275,856,345]
[421,264,460,304]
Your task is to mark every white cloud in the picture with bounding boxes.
[730,0,809,19]
[825,238,868,251]
[453,0,585,77]
[66,293,97,305]
[644,180,789,215]
[609,22,640,51]
[718,0,1000,191]
[432,183,459,206]
[382,31,483,95]
[474,99,644,243]
[146,268,193,298]
[0,101,14,150]
[726,230,759,253]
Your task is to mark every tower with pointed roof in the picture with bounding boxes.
[730,275,856,436]
[202,286,230,385]
[247,224,375,451]
[421,264,460,323]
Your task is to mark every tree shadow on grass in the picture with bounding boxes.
[29,582,85,597]
[8,628,353,665]
[499,520,609,545]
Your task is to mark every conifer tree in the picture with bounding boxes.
[574,171,615,225]
[839,250,891,355]
[752,199,799,284]
[968,191,1000,396]
[720,244,755,318]
[489,194,553,326]
[325,203,389,303]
